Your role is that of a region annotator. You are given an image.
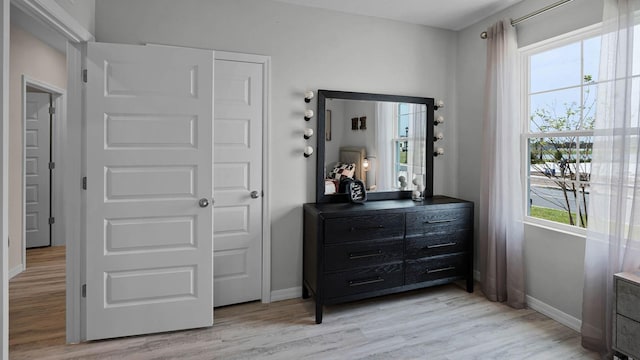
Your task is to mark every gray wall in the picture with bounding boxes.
[54,0,95,35]
[94,0,459,292]
[456,0,603,320]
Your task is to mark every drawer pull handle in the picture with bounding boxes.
[349,225,385,232]
[349,277,384,287]
[425,266,456,274]
[349,250,383,260]
[425,218,457,224]
[426,242,457,249]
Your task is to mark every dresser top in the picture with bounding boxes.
[616,272,640,285]
[304,195,472,215]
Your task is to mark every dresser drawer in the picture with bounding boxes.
[617,279,640,322]
[324,239,404,272]
[324,213,404,244]
[406,230,470,259]
[405,207,472,236]
[324,262,404,298]
[405,254,467,285]
[616,314,640,358]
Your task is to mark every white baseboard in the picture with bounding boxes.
[526,295,581,332]
[270,286,302,302]
[9,264,25,279]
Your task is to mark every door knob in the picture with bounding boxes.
[250,191,260,199]
[199,198,210,208]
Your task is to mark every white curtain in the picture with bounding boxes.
[376,102,396,190]
[581,0,640,355]
[479,19,526,308]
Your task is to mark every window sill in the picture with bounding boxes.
[524,216,587,238]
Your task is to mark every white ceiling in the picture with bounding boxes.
[272,0,524,31]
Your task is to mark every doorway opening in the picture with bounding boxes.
[23,79,65,252]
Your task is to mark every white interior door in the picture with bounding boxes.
[85,42,214,340]
[25,92,51,248]
[213,59,263,307]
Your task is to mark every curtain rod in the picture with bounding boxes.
[480,0,574,39]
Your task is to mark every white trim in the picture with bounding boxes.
[270,287,301,302]
[64,41,82,344]
[526,295,582,332]
[21,76,66,263]
[1,1,10,358]
[8,264,23,279]
[10,0,93,42]
[519,23,602,54]
[524,217,587,238]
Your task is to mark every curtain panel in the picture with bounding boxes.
[479,19,526,309]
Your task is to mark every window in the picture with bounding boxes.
[523,28,601,229]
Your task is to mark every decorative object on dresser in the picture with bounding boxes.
[303,197,474,324]
[613,272,640,359]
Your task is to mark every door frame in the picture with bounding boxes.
[21,76,65,257]
[215,50,272,304]
[4,0,93,349]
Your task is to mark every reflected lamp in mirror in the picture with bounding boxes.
[362,157,369,171]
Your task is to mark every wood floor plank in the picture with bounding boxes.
[9,246,598,359]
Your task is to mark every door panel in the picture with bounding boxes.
[213,60,263,307]
[85,42,214,340]
[25,92,51,248]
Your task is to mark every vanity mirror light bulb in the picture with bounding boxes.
[435,115,444,125]
[304,145,314,158]
[304,128,314,139]
[434,147,445,156]
[304,90,314,103]
[434,132,444,141]
[362,158,369,170]
[304,109,314,121]
[436,99,445,108]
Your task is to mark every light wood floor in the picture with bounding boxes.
[9,246,598,359]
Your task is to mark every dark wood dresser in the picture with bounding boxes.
[303,196,474,324]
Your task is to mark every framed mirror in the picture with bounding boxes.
[316,90,435,203]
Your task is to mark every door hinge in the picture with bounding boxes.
[82,176,87,190]
[82,69,87,83]
[49,217,55,225]
[49,162,55,170]
[49,106,56,115]
[82,284,86,298]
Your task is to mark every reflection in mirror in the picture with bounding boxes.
[316,90,434,203]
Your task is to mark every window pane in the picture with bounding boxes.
[528,137,589,228]
[634,24,640,76]
[530,42,581,93]
[530,88,581,132]
[582,84,598,130]
[578,136,593,182]
[583,36,601,81]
